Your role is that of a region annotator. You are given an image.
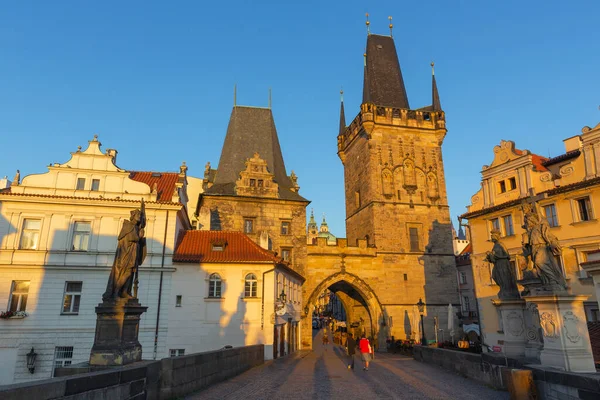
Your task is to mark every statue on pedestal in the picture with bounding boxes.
[486,229,520,299]
[102,199,146,302]
[521,203,567,293]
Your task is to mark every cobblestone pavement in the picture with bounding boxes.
[185,329,509,400]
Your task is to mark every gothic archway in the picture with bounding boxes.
[302,271,385,349]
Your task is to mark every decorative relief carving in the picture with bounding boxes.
[540,172,552,182]
[505,311,524,337]
[540,312,558,340]
[563,311,581,343]
[471,195,480,204]
[559,165,574,177]
[235,153,279,198]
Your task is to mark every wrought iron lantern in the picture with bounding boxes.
[417,298,427,345]
[279,289,287,303]
[26,347,37,374]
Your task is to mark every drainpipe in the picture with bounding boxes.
[153,210,169,360]
[261,267,275,330]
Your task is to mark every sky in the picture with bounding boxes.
[1,1,599,237]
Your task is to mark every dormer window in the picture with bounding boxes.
[211,239,227,252]
[257,179,264,187]
[76,178,86,190]
[249,179,256,187]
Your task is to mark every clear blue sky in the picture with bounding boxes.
[1,1,599,237]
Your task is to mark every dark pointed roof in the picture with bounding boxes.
[339,99,346,135]
[432,73,442,111]
[206,106,307,202]
[362,34,409,109]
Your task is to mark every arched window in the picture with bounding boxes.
[208,273,222,298]
[244,273,257,298]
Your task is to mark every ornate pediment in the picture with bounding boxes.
[483,140,529,170]
[235,153,279,198]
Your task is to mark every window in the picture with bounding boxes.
[281,221,291,235]
[403,273,408,281]
[91,179,100,191]
[244,219,254,234]
[498,180,506,194]
[76,178,86,190]
[72,222,91,251]
[490,218,500,232]
[208,273,222,298]
[462,296,471,312]
[176,295,182,307]
[257,179,264,187]
[576,197,593,221]
[62,282,82,314]
[503,215,514,236]
[8,281,30,312]
[212,244,224,251]
[409,228,420,252]
[509,177,517,190]
[459,271,467,284]
[249,179,256,187]
[53,346,73,370]
[244,273,257,297]
[169,349,185,357]
[355,191,361,208]
[281,248,291,262]
[544,204,559,227]
[20,219,41,250]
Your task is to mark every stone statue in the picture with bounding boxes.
[521,203,567,292]
[486,229,520,299]
[102,199,147,302]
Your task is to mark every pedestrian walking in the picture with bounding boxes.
[346,333,357,370]
[358,334,372,371]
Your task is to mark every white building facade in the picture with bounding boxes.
[170,230,304,360]
[0,136,188,384]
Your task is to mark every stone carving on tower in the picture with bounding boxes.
[235,152,279,198]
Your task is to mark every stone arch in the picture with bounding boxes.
[303,271,385,347]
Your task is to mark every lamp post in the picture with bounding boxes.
[26,347,37,374]
[279,289,287,304]
[417,298,426,346]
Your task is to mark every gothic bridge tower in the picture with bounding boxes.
[302,26,459,349]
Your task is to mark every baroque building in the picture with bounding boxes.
[460,122,600,350]
[301,31,459,348]
[306,210,337,245]
[0,137,188,384]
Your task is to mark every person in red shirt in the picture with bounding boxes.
[358,334,372,371]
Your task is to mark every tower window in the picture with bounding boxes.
[249,179,256,187]
[244,219,254,234]
[403,274,408,281]
[409,228,420,252]
[257,179,264,187]
[281,221,291,235]
[355,191,361,208]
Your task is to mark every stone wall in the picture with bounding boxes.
[413,346,600,399]
[0,345,264,400]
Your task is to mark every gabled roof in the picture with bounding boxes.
[362,34,410,109]
[205,106,307,202]
[129,171,180,202]
[173,230,282,263]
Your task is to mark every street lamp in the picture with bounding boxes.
[279,289,287,303]
[26,347,37,374]
[417,298,427,346]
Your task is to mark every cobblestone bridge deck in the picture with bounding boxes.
[186,329,509,400]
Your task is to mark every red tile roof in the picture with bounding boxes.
[173,230,283,263]
[129,171,180,203]
[531,154,548,172]
[460,243,472,255]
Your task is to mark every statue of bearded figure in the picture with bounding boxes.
[521,203,567,292]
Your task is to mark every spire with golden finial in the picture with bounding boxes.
[234,84,237,106]
[365,13,370,35]
[389,16,393,37]
[431,62,442,111]
[339,88,346,135]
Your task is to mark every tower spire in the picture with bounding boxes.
[388,16,393,37]
[431,62,442,111]
[365,13,370,35]
[339,89,346,135]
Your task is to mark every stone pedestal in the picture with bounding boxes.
[89,299,148,366]
[492,299,527,358]
[523,294,595,373]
